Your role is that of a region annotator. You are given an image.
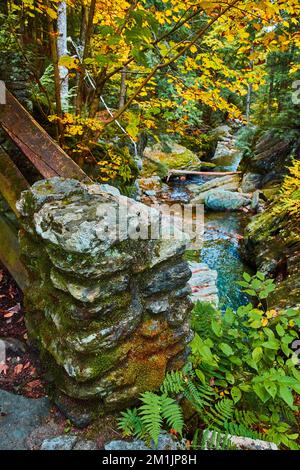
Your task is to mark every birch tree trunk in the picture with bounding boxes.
[57,1,69,111]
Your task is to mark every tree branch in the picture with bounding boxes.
[105,0,242,125]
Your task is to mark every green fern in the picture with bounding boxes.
[204,398,235,429]
[139,392,164,447]
[161,365,217,412]
[224,422,264,440]
[160,369,185,395]
[119,392,184,447]
[160,395,184,435]
[200,429,235,450]
[118,408,144,439]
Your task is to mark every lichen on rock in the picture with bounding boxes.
[17,177,193,424]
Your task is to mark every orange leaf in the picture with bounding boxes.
[14,364,24,375]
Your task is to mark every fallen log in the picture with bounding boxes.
[0,146,29,216]
[0,215,29,290]
[0,90,90,182]
[166,169,242,182]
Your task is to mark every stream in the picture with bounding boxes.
[167,147,251,311]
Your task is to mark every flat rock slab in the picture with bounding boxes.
[40,435,98,450]
[188,262,219,306]
[105,433,186,451]
[0,389,50,450]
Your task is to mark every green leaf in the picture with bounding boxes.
[245,289,257,296]
[275,324,285,337]
[211,318,222,337]
[252,346,263,362]
[219,343,234,356]
[279,385,294,407]
[251,279,262,290]
[250,320,262,329]
[243,272,251,282]
[262,339,280,350]
[225,372,235,384]
[256,272,266,281]
[264,381,277,399]
[253,383,270,403]
[195,369,206,385]
[237,281,250,288]
[224,308,235,325]
[231,386,242,403]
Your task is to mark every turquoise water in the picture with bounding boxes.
[203,211,251,311]
[168,173,251,311]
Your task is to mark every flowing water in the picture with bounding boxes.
[167,146,251,311]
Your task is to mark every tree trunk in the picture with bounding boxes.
[57,1,69,111]
[76,0,97,114]
[118,68,127,110]
[47,3,64,145]
[246,83,252,123]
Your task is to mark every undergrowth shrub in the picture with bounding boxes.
[118,273,300,450]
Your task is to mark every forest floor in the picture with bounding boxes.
[0,264,45,398]
[0,265,120,449]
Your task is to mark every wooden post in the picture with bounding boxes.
[0,146,29,216]
[0,215,29,290]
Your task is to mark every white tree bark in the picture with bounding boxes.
[57,1,68,111]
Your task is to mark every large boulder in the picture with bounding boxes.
[17,178,193,424]
[189,175,241,204]
[241,130,298,189]
[242,196,300,309]
[142,140,201,177]
[205,190,251,211]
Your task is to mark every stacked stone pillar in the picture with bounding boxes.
[17,178,192,424]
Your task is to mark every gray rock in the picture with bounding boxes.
[0,389,50,450]
[41,435,78,450]
[144,190,157,197]
[146,299,169,314]
[73,440,98,450]
[18,178,193,420]
[205,190,251,211]
[105,439,149,451]
[98,184,121,196]
[105,433,186,451]
[188,262,219,306]
[0,337,27,356]
[241,173,262,192]
[251,190,261,211]
[189,174,241,196]
[204,430,278,451]
[143,261,191,295]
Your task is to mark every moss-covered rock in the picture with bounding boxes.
[243,200,300,309]
[18,178,193,424]
[141,140,201,177]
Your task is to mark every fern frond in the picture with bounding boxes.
[205,398,235,428]
[139,392,163,447]
[118,408,144,438]
[160,395,184,436]
[161,370,185,395]
[200,429,234,450]
[224,422,264,441]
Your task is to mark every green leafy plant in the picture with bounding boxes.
[118,273,300,450]
[189,273,300,449]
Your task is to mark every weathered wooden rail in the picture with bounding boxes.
[0,90,90,182]
[0,89,90,288]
